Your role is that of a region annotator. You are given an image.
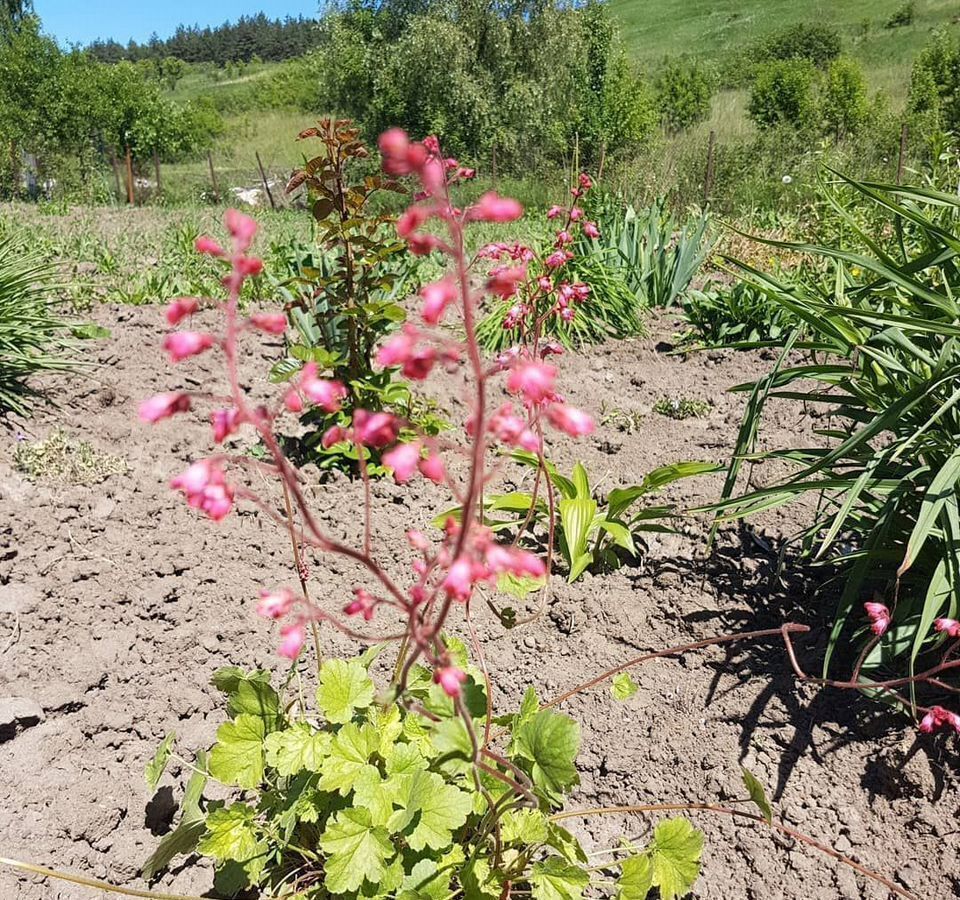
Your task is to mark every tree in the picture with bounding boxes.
[821,57,868,140]
[748,59,821,131]
[655,59,714,132]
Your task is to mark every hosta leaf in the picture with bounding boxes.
[145,732,175,791]
[317,658,376,724]
[319,808,395,894]
[389,770,472,850]
[264,723,331,776]
[741,768,772,824]
[198,803,260,864]
[611,673,639,701]
[648,818,703,900]
[617,854,653,900]
[209,714,265,790]
[513,709,580,806]
[319,723,380,795]
[529,858,589,900]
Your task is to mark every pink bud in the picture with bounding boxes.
[353,410,399,448]
[300,365,346,412]
[139,392,190,424]
[397,205,430,239]
[383,441,422,484]
[434,665,468,698]
[421,279,457,325]
[284,389,304,413]
[934,617,960,638]
[547,404,595,437]
[278,621,306,659]
[578,173,593,190]
[402,347,437,381]
[407,530,430,551]
[864,601,892,637]
[419,452,445,484]
[257,588,295,619]
[344,588,377,621]
[442,557,475,602]
[547,205,564,220]
[250,312,287,334]
[195,235,224,256]
[420,157,446,194]
[485,545,546,579]
[545,250,572,269]
[225,209,258,252]
[487,265,526,299]
[236,256,264,277]
[583,221,600,239]
[322,425,349,448]
[211,408,241,443]
[170,459,234,521]
[470,192,523,223]
[163,331,215,363]
[556,230,573,246]
[507,361,557,404]
[166,297,199,326]
[379,128,410,160]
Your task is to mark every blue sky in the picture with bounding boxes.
[35,1,320,46]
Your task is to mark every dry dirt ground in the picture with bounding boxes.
[1,305,958,900]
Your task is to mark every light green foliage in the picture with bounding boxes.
[437,454,719,582]
[748,59,821,131]
[741,768,773,823]
[655,59,715,132]
[653,396,711,420]
[908,30,960,132]
[753,22,842,69]
[822,57,869,139]
[645,818,704,900]
[144,662,703,898]
[711,174,960,689]
[611,673,640,701]
[14,428,127,484]
[679,279,799,348]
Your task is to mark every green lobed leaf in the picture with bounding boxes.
[209,714,265,790]
[741,768,772,824]
[317,658,376,724]
[263,723,331,776]
[145,732,176,791]
[647,818,703,900]
[529,858,590,900]
[228,678,282,731]
[513,709,580,807]
[319,807,395,894]
[388,769,472,850]
[197,803,261,864]
[502,808,549,845]
[617,854,653,900]
[611,673,639,701]
[319,722,380,795]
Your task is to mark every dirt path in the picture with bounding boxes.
[0,306,956,899]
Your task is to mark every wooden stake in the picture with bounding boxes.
[207,150,220,203]
[124,145,135,205]
[704,130,717,206]
[897,122,908,185]
[153,149,162,200]
[255,151,276,210]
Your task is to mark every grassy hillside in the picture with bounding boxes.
[608,0,959,99]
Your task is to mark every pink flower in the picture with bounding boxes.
[407,530,430,551]
[547,404,595,437]
[545,250,573,269]
[139,392,190,424]
[864,601,892,637]
[301,371,347,413]
[419,452,445,484]
[384,441,422,483]
[344,588,377,621]
[284,389,304,413]
[421,279,457,325]
[507,361,557,404]
[257,588,295,619]
[569,207,583,221]
[225,209,258,252]
[377,327,416,368]
[170,459,234,521]
[236,256,264,277]
[442,557,475,602]
[919,705,960,735]
[397,205,430,239]
[488,403,540,451]
[434,665,468,698]
[934,617,960,638]
[555,230,573,246]
[322,425,349,448]
[250,312,287,334]
[470,192,523,223]
[278,621,306,659]
[487,265,526,298]
[547,205,564,220]
[379,128,410,160]
[166,297,199,326]
[353,410,399,448]
[195,235,224,256]
[485,545,546,579]
[211,408,241,443]
[579,173,593,190]
[403,347,437,381]
[163,331,215,363]
[583,221,600,239]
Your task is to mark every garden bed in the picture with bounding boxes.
[0,304,955,900]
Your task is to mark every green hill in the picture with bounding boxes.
[608,0,959,98]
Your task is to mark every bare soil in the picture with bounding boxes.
[1,306,957,900]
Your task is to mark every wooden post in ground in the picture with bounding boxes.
[255,151,276,210]
[704,130,717,206]
[124,145,135,205]
[897,122,908,185]
[153,149,162,201]
[207,150,220,203]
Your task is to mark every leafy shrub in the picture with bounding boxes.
[886,2,915,28]
[712,173,960,692]
[144,658,704,898]
[748,59,821,131]
[655,58,715,132]
[755,22,842,69]
[0,236,74,415]
[908,30,960,133]
[822,57,869,140]
[679,280,799,347]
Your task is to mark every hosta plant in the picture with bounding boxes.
[143,654,704,900]
[436,455,720,583]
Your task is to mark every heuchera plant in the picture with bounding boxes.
[138,133,705,899]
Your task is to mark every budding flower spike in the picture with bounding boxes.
[864,601,891,637]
